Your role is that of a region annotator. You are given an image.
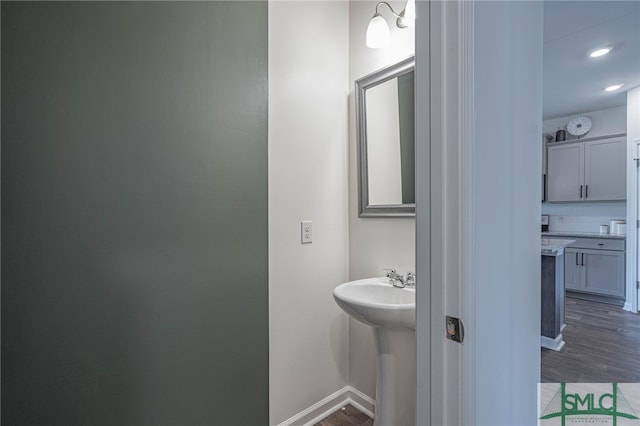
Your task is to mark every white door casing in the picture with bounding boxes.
[416,1,544,425]
[624,140,640,313]
[633,141,640,312]
[416,0,471,424]
[622,137,638,314]
[416,0,473,423]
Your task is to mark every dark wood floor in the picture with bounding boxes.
[541,296,640,382]
[314,405,373,426]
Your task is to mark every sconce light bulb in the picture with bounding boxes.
[366,13,390,49]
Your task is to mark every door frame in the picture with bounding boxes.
[626,139,640,313]
[416,1,543,424]
[416,0,474,423]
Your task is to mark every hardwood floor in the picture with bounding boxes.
[314,405,373,426]
[541,296,640,383]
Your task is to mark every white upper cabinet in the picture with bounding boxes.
[547,143,584,202]
[584,138,626,201]
[546,135,626,202]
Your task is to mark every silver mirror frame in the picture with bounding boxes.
[355,56,415,218]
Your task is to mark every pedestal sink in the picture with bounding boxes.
[333,277,415,426]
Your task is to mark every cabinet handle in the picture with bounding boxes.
[598,243,604,246]
[585,185,589,198]
[576,252,579,265]
[581,253,585,266]
[580,185,583,198]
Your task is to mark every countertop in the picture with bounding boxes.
[541,238,576,256]
[542,231,626,240]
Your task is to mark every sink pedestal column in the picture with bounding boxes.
[373,327,416,426]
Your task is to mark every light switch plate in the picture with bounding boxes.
[301,221,312,244]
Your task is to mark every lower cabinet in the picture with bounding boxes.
[564,248,581,291]
[563,240,625,299]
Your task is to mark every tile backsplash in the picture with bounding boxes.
[542,202,626,234]
[541,202,626,218]
[548,215,625,234]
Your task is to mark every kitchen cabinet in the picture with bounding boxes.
[546,135,626,202]
[563,238,625,300]
[582,249,625,297]
[547,144,583,202]
[584,138,626,200]
[541,241,574,351]
[542,136,548,202]
[564,248,581,291]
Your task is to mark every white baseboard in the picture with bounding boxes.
[345,386,375,419]
[623,300,633,312]
[541,334,565,352]
[276,386,375,426]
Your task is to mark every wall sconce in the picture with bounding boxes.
[366,0,415,49]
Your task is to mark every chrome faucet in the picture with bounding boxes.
[384,269,416,288]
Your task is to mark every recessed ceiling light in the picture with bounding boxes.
[589,47,613,58]
[604,84,624,92]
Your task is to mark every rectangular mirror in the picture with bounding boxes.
[356,57,415,217]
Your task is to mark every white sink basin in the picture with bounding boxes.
[333,277,415,329]
[333,276,416,425]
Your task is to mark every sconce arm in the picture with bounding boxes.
[374,1,409,28]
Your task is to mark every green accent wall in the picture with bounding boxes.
[1,2,269,424]
[398,71,415,204]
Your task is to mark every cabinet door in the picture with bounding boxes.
[584,138,626,201]
[542,138,547,202]
[581,249,625,298]
[547,144,584,202]
[564,248,582,291]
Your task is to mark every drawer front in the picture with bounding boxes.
[567,237,625,251]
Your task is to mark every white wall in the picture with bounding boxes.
[348,0,415,399]
[543,105,627,141]
[625,87,640,312]
[542,105,627,218]
[628,87,640,145]
[269,2,350,424]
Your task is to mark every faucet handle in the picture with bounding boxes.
[405,272,416,286]
[383,268,397,277]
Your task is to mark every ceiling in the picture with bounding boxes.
[543,1,640,120]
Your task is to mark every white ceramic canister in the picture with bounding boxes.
[610,219,625,234]
[609,219,627,234]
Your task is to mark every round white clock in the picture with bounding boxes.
[567,115,592,137]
